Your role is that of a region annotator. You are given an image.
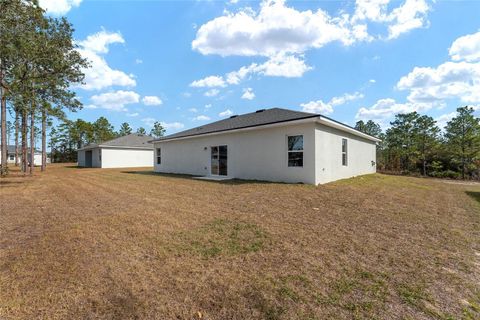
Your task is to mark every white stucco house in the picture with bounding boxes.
[77,133,153,168]
[151,108,381,185]
[0,145,42,166]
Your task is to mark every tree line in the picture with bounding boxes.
[49,118,165,162]
[0,0,87,175]
[356,106,480,180]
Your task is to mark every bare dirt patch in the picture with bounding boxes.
[1,164,479,319]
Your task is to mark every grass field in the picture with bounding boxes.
[1,164,479,320]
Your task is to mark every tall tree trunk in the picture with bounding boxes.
[29,108,35,175]
[0,81,7,176]
[21,109,27,174]
[41,109,46,171]
[15,110,19,166]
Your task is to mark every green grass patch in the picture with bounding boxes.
[178,218,268,258]
[316,270,389,319]
[466,191,480,205]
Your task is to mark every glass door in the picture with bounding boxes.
[211,145,227,176]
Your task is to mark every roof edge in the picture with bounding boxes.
[78,145,153,151]
[149,115,319,143]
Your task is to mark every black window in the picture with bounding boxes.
[156,148,161,165]
[342,138,348,166]
[287,135,303,167]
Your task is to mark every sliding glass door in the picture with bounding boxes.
[211,145,227,176]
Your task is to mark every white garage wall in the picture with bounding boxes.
[315,123,377,184]
[77,150,85,167]
[153,122,317,184]
[100,148,153,168]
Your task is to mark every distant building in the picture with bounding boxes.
[0,145,42,166]
[77,133,153,168]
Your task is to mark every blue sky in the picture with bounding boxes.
[37,0,480,134]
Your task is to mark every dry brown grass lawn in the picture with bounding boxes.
[0,164,479,320]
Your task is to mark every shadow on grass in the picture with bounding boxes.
[63,165,93,169]
[121,170,290,185]
[466,191,480,204]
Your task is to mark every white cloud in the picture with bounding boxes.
[258,53,312,77]
[38,0,81,15]
[330,92,364,106]
[78,30,124,54]
[301,91,364,114]
[135,58,143,64]
[204,89,220,97]
[90,90,140,112]
[193,115,211,121]
[301,100,333,114]
[435,111,457,129]
[449,30,480,62]
[141,118,156,127]
[192,0,431,59]
[141,118,185,131]
[241,88,255,100]
[397,61,480,104]
[396,31,480,105]
[126,112,139,117]
[205,104,212,109]
[192,0,361,57]
[190,75,226,88]
[192,53,311,90]
[355,98,433,122]
[369,79,376,83]
[142,96,163,106]
[353,0,431,40]
[219,109,234,117]
[77,30,136,91]
[386,0,430,39]
[188,108,198,113]
[162,122,185,130]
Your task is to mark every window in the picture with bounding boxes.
[287,135,303,167]
[156,148,161,165]
[342,138,348,166]
[99,150,102,161]
[9,154,14,160]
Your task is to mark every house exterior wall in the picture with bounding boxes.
[314,123,377,184]
[100,148,153,168]
[77,150,86,167]
[153,122,317,184]
[77,148,101,167]
[2,154,42,166]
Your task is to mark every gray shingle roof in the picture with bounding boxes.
[80,133,153,150]
[2,145,41,154]
[152,108,319,142]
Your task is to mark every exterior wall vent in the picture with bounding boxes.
[229,115,238,118]
[256,109,266,113]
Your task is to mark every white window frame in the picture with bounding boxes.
[156,148,161,165]
[342,138,348,166]
[287,135,304,168]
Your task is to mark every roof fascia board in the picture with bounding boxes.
[78,145,152,151]
[317,117,382,142]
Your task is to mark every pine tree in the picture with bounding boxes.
[118,122,132,136]
[445,106,480,179]
[150,121,166,138]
